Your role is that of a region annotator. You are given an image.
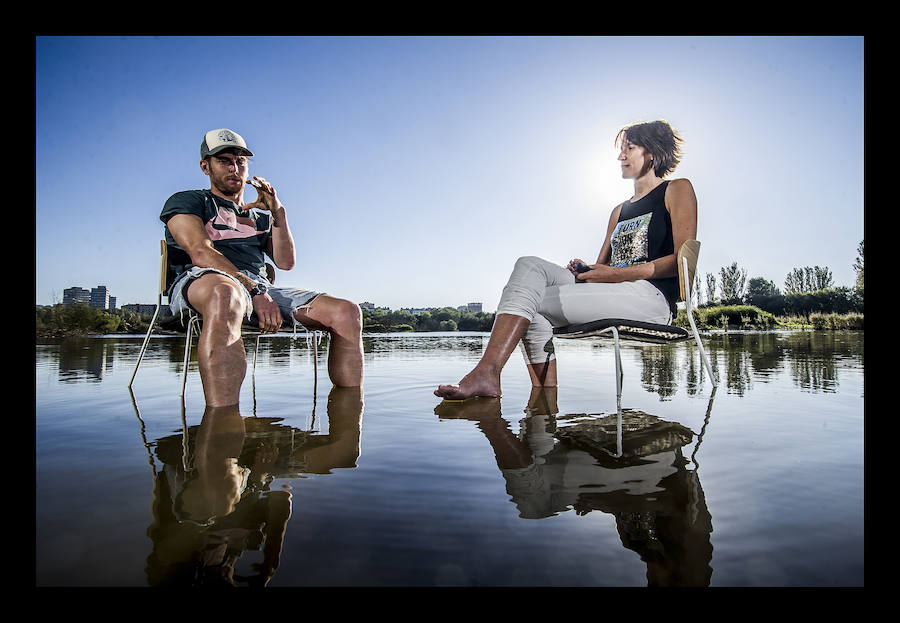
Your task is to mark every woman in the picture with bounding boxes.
[435,120,697,400]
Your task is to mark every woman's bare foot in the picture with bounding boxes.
[434,314,532,400]
[434,366,502,400]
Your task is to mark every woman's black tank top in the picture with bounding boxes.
[609,180,677,315]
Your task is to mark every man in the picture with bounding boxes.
[161,128,363,407]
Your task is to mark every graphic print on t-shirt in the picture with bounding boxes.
[609,212,652,268]
[205,206,268,241]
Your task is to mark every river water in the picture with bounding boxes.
[35,330,863,586]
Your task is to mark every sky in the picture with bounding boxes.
[35,36,864,312]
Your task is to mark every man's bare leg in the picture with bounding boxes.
[434,313,531,399]
[293,295,364,387]
[185,274,249,407]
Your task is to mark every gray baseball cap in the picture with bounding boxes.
[200,128,254,159]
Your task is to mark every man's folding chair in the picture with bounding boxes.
[128,241,321,396]
[553,240,718,413]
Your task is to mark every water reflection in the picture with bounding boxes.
[37,330,862,399]
[623,330,863,398]
[133,387,363,587]
[435,388,716,586]
[55,338,117,382]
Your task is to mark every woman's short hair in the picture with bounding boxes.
[616,120,683,178]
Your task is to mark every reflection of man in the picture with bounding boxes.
[434,390,713,587]
[146,404,292,587]
[146,387,364,587]
[161,128,363,407]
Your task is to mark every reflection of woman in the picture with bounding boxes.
[435,390,713,587]
[436,120,697,399]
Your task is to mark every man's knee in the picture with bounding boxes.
[199,281,247,327]
[321,297,362,337]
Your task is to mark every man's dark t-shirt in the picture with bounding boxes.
[160,190,273,292]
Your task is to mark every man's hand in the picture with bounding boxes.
[245,176,282,214]
[253,292,282,333]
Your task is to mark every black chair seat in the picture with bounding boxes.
[553,318,689,344]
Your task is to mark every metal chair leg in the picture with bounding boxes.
[313,331,318,385]
[253,333,262,378]
[610,326,623,458]
[611,326,623,405]
[682,255,718,388]
[128,294,162,388]
[181,315,199,397]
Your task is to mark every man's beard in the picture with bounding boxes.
[212,173,245,198]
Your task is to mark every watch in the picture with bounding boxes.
[249,283,268,297]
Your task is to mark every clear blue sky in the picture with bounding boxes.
[36,36,864,311]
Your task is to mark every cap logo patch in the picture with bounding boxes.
[217,130,238,144]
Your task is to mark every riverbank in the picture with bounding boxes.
[674,305,863,331]
[36,302,863,338]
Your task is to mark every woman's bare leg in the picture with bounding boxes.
[434,313,531,399]
[526,359,558,388]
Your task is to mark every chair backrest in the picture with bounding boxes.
[160,241,191,298]
[157,240,277,299]
[158,240,170,297]
[676,240,701,302]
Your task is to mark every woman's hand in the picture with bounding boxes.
[575,264,622,283]
[567,258,591,275]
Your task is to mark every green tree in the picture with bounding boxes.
[785,265,833,294]
[810,266,833,290]
[705,273,718,306]
[784,268,805,295]
[744,277,785,315]
[719,262,747,304]
[853,240,864,292]
[746,277,779,299]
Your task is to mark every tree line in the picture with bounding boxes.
[693,240,864,319]
[363,306,495,333]
[36,304,151,338]
[37,240,864,336]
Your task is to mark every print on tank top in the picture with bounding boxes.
[609,212,653,268]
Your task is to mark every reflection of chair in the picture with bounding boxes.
[553,240,718,410]
[128,241,321,396]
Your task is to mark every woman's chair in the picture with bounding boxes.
[128,240,322,396]
[552,240,718,410]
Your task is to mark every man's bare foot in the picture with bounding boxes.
[434,368,502,400]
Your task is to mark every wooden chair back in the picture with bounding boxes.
[676,240,701,303]
[158,240,277,299]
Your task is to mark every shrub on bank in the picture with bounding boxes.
[676,305,862,331]
[36,304,152,337]
[676,305,777,330]
[809,312,864,330]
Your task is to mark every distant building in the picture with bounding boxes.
[359,301,376,311]
[63,287,90,306]
[122,303,159,316]
[401,307,433,316]
[108,296,116,310]
[90,286,110,310]
[457,302,483,313]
